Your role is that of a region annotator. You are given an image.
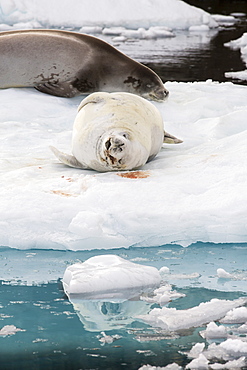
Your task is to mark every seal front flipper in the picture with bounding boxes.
[35,81,80,98]
[50,146,87,169]
[163,131,183,144]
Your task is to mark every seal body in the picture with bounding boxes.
[51,92,182,172]
[0,29,168,100]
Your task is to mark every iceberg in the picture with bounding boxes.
[62,254,161,298]
[62,255,161,331]
[0,0,218,30]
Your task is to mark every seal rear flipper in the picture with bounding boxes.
[35,81,80,98]
[50,146,87,169]
[163,131,183,144]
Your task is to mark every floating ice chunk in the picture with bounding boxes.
[225,33,247,50]
[225,70,247,81]
[121,28,144,38]
[137,298,247,331]
[200,322,227,339]
[149,26,173,34]
[220,339,247,356]
[103,25,174,40]
[217,267,247,281]
[141,284,185,306]
[210,357,246,369]
[0,20,41,31]
[121,27,174,39]
[188,343,205,359]
[79,26,103,34]
[238,324,247,333]
[159,266,170,275]
[220,307,247,324]
[205,339,247,361]
[231,13,246,18]
[102,26,126,35]
[162,364,182,370]
[62,255,161,299]
[112,35,127,43]
[0,325,25,337]
[159,266,200,280]
[212,14,237,26]
[12,20,42,29]
[139,364,182,370]
[185,354,209,369]
[225,33,247,82]
[98,331,122,345]
[217,268,233,279]
[0,23,13,30]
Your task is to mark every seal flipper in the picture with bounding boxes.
[163,131,183,144]
[50,146,87,169]
[35,81,80,98]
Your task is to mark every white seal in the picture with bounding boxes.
[51,92,182,172]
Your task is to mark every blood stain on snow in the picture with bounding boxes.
[51,190,77,197]
[117,171,150,179]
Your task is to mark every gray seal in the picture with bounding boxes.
[0,29,168,100]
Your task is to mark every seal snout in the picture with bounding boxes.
[102,133,130,168]
[155,87,169,101]
[105,137,124,153]
[148,86,169,101]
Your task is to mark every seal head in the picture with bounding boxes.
[97,130,149,170]
[123,66,169,101]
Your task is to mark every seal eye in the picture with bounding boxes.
[121,132,129,139]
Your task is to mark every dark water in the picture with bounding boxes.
[134,0,247,84]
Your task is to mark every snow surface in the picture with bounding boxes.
[1,81,247,250]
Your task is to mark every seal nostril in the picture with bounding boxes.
[105,139,111,150]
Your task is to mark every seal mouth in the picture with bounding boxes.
[149,87,169,101]
[98,132,130,170]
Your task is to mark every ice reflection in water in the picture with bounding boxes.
[69,298,151,332]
